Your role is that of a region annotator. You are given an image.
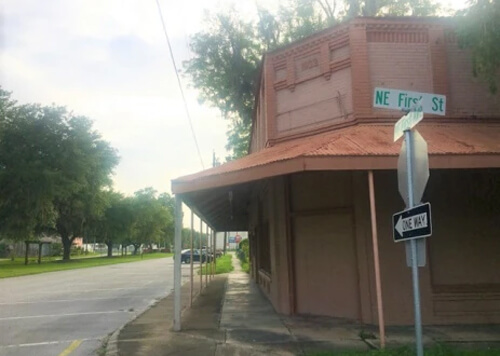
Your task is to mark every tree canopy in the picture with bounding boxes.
[128,188,173,254]
[85,189,176,256]
[0,88,177,260]
[183,0,442,159]
[0,88,119,259]
[456,0,500,93]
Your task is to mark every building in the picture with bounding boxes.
[172,17,500,326]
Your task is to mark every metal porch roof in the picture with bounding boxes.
[172,122,500,231]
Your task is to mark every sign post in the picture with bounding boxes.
[375,87,444,356]
[404,129,424,356]
[397,129,429,267]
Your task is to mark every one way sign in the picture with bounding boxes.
[393,203,432,242]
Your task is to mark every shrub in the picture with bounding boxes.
[238,239,249,263]
[0,242,9,258]
[51,243,63,256]
[70,246,84,256]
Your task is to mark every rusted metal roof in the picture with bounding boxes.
[172,122,500,194]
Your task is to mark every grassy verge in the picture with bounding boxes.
[309,345,500,356]
[0,252,173,278]
[200,254,234,275]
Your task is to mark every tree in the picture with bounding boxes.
[184,2,333,159]
[87,192,135,257]
[184,0,440,159]
[184,10,261,159]
[158,192,176,250]
[129,188,172,254]
[342,0,440,17]
[182,229,209,250]
[0,88,119,260]
[456,0,500,93]
[52,116,119,260]
[0,91,73,240]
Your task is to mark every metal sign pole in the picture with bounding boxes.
[404,129,424,356]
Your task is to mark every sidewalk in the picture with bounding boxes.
[108,254,500,355]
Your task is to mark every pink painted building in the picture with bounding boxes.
[173,17,500,326]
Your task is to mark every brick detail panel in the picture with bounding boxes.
[275,68,353,134]
[429,27,449,106]
[349,25,372,117]
[295,52,322,82]
[369,42,432,115]
[367,30,428,43]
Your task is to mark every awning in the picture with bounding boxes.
[172,122,500,230]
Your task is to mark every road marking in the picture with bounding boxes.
[0,310,129,321]
[0,338,99,349]
[0,295,148,305]
[4,286,153,298]
[58,339,82,356]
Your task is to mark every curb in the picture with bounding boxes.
[104,293,171,356]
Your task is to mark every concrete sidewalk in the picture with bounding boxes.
[107,253,500,355]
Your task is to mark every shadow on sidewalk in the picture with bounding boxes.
[117,275,227,356]
[112,253,500,356]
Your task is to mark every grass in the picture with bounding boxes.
[308,344,500,356]
[0,252,173,278]
[200,253,234,275]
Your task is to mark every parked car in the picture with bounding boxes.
[181,249,208,263]
[201,247,215,261]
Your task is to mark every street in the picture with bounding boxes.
[0,257,194,356]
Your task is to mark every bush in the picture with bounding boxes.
[51,243,62,256]
[70,246,84,256]
[237,239,249,263]
[0,242,9,258]
[241,260,250,274]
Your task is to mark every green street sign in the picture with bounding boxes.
[374,87,446,116]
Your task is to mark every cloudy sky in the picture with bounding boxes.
[1,0,239,197]
[1,0,467,199]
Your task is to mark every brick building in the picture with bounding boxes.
[172,17,500,326]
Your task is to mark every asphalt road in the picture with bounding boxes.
[0,257,195,356]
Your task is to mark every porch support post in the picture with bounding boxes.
[173,195,183,331]
[207,227,211,280]
[212,230,216,277]
[190,210,194,307]
[368,170,386,347]
[209,228,213,280]
[200,219,203,292]
[205,224,209,286]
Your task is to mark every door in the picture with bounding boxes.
[293,212,360,319]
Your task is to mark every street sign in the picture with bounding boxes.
[382,86,446,356]
[394,111,423,142]
[393,203,432,242]
[374,87,446,116]
[398,130,429,207]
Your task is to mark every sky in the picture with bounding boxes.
[0,0,468,200]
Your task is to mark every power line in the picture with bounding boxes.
[155,0,205,170]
